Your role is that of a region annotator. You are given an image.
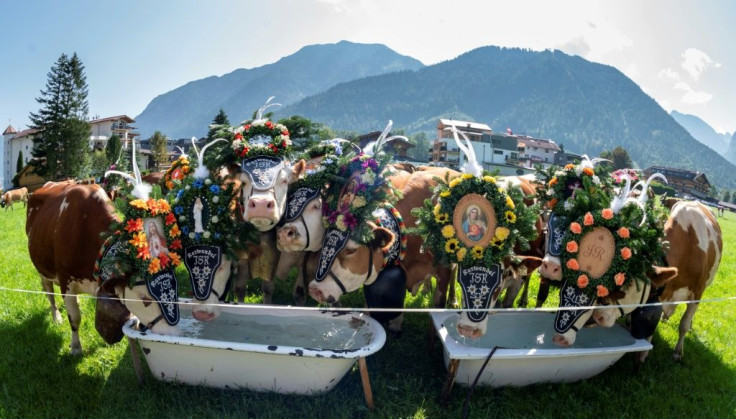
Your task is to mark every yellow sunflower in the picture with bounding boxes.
[456,247,467,261]
[504,211,517,223]
[472,245,484,259]
[441,225,456,239]
[435,212,449,223]
[445,238,460,253]
[483,175,496,184]
[505,195,515,209]
[461,173,474,180]
[495,226,510,241]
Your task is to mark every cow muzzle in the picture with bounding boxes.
[539,260,562,281]
[277,225,306,252]
[308,283,338,305]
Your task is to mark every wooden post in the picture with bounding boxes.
[358,357,374,411]
[128,337,146,387]
[440,359,461,404]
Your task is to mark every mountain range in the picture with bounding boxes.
[670,110,732,157]
[134,41,423,139]
[134,41,736,190]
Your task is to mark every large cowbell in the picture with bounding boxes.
[241,156,285,190]
[315,228,350,281]
[184,245,223,301]
[458,264,502,323]
[146,269,180,326]
[554,279,594,333]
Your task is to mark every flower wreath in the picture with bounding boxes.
[559,203,666,298]
[110,195,184,284]
[321,152,398,245]
[169,173,255,259]
[292,140,356,192]
[536,162,614,219]
[412,174,539,268]
[163,155,191,191]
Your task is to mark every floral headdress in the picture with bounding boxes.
[208,97,291,167]
[536,156,615,219]
[321,122,400,245]
[411,124,538,324]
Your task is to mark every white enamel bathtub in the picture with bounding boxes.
[123,303,386,394]
[431,311,652,387]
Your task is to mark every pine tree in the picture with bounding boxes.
[16,151,24,174]
[29,52,91,179]
[105,135,122,167]
[207,108,230,141]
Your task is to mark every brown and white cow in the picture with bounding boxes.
[308,168,460,332]
[590,200,722,362]
[1,187,28,211]
[26,181,179,355]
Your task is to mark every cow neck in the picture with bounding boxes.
[608,281,650,318]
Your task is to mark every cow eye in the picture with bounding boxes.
[599,299,610,306]
[343,247,358,256]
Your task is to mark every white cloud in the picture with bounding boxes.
[681,48,721,80]
[674,82,713,104]
[657,68,681,82]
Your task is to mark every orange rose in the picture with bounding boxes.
[583,212,594,226]
[621,247,632,260]
[614,272,625,286]
[596,285,609,297]
[566,259,580,270]
[570,222,582,234]
[601,208,614,220]
[582,167,594,176]
[549,177,558,187]
[617,227,630,239]
[577,274,589,288]
[566,241,579,253]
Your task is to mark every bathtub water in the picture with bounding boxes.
[431,311,652,387]
[124,302,386,394]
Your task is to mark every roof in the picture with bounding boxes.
[89,115,135,124]
[10,128,41,139]
[385,137,415,149]
[3,125,17,135]
[516,136,560,151]
[438,119,491,132]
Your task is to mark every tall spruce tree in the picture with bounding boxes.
[16,151,24,174]
[207,108,230,141]
[105,135,123,167]
[149,131,169,170]
[29,52,91,179]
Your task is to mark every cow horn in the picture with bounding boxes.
[193,137,227,179]
[254,96,282,123]
[445,124,482,177]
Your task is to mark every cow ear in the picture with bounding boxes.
[368,225,395,253]
[518,256,543,271]
[289,159,307,181]
[609,289,626,300]
[648,266,678,287]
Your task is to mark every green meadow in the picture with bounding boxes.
[0,206,734,418]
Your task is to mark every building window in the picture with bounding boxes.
[494,150,503,155]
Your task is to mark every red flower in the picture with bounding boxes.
[137,246,151,260]
[234,132,243,140]
[159,253,170,268]
[281,141,287,148]
[265,121,273,128]
[125,218,143,233]
[243,124,251,131]
[165,212,176,226]
[281,130,289,137]
[170,239,182,250]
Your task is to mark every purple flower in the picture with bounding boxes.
[362,158,378,171]
[343,212,358,229]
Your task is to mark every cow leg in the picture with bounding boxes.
[535,276,552,308]
[232,259,249,302]
[674,302,699,362]
[634,336,654,370]
[387,313,404,336]
[41,276,63,323]
[63,293,84,355]
[501,278,523,308]
[517,275,531,308]
[292,266,307,306]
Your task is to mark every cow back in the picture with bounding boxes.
[26,182,118,289]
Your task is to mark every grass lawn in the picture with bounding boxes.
[0,206,734,418]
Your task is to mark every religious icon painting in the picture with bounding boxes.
[453,194,496,248]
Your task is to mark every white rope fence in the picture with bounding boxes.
[1,284,735,314]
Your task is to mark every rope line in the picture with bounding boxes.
[1,285,734,314]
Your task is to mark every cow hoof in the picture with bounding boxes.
[70,346,83,356]
[553,334,570,347]
[52,310,63,323]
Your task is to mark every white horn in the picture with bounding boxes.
[638,173,668,205]
[364,120,393,157]
[445,124,482,177]
[255,96,282,122]
[193,138,228,179]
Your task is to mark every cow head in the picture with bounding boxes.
[455,256,543,339]
[239,158,306,231]
[95,275,181,341]
[308,223,395,304]
[277,188,326,253]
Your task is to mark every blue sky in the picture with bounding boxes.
[1,0,734,134]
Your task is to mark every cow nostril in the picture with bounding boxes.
[249,200,256,208]
[267,201,274,209]
[286,229,294,238]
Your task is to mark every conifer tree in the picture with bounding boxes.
[149,131,169,170]
[29,52,91,179]
[16,151,24,174]
[105,135,122,167]
[207,108,230,141]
